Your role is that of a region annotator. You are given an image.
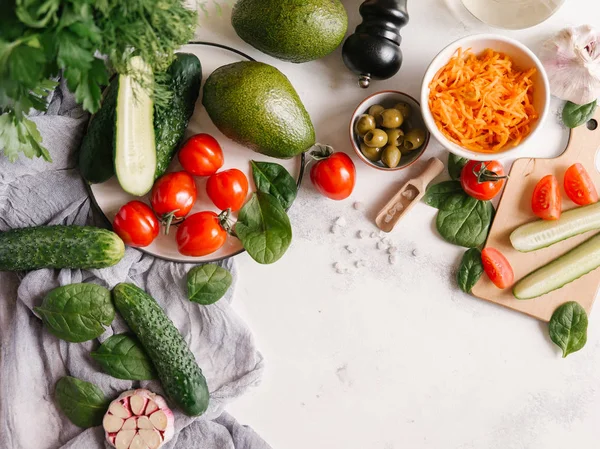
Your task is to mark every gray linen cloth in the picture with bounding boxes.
[0,81,270,449]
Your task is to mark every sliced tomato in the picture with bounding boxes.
[481,247,514,289]
[531,174,561,220]
[564,163,599,206]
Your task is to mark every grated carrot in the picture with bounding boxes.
[428,48,538,154]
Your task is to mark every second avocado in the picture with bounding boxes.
[203,62,315,159]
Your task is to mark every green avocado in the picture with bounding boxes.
[202,61,315,159]
[231,0,348,63]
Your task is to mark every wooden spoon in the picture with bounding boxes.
[375,157,444,232]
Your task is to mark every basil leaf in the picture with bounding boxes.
[35,283,114,343]
[562,100,597,128]
[423,181,464,209]
[55,376,108,428]
[187,263,233,305]
[457,248,484,293]
[436,198,494,248]
[448,154,469,180]
[91,333,156,380]
[250,160,297,209]
[549,301,588,358]
[236,192,292,264]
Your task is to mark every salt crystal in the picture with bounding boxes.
[412,248,419,257]
[384,214,393,223]
[388,246,398,254]
[335,217,347,227]
[333,262,342,270]
[331,225,341,234]
[346,245,357,254]
[355,259,367,268]
[389,254,398,265]
[402,189,417,200]
[394,202,404,212]
[379,230,386,238]
[336,268,346,274]
[353,202,364,211]
[377,241,388,250]
[357,230,368,239]
[370,231,378,238]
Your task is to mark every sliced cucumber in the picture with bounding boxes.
[114,56,156,196]
[510,202,600,252]
[513,233,600,299]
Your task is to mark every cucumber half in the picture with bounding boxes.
[514,232,600,299]
[510,202,600,252]
[115,56,156,196]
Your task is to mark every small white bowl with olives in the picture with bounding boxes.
[350,91,430,171]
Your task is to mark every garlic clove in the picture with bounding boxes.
[103,415,125,433]
[122,417,137,430]
[139,429,162,449]
[115,430,136,449]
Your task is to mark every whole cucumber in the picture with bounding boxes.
[0,226,124,271]
[112,283,209,416]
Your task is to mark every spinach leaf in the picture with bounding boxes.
[187,263,233,305]
[549,301,588,358]
[55,376,108,428]
[457,248,484,293]
[436,198,494,248]
[562,100,597,128]
[250,161,297,209]
[236,192,292,264]
[448,154,469,180]
[423,181,464,209]
[91,334,156,380]
[35,283,114,343]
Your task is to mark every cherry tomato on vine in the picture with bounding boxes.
[481,247,514,289]
[460,160,506,201]
[178,133,224,177]
[310,150,356,201]
[151,171,197,233]
[113,201,159,247]
[531,174,561,220]
[176,211,228,257]
[206,169,249,211]
[564,163,599,206]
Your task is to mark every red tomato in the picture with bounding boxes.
[178,133,224,177]
[206,169,249,211]
[310,152,356,200]
[151,171,197,220]
[564,163,599,206]
[481,247,514,289]
[113,201,159,247]
[176,211,227,256]
[531,174,561,220]
[460,160,506,201]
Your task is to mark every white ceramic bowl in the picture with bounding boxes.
[420,34,550,161]
[350,91,430,171]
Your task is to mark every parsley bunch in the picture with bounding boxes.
[0,0,197,162]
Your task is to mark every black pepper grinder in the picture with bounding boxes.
[342,0,409,88]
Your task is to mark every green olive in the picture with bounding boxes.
[386,128,404,146]
[360,142,382,162]
[377,108,404,129]
[394,102,412,119]
[368,104,385,119]
[403,128,426,151]
[355,114,376,136]
[363,128,388,148]
[381,145,402,168]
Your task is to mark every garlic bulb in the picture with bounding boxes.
[540,25,600,105]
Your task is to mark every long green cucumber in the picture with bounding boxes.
[0,226,124,271]
[112,283,209,416]
[513,232,600,299]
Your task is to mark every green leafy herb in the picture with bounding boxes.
[457,248,484,293]
[236,192,293,264]
[91,334,156,380]
[562,100,597,129]
[422,181,464,209]
[549,301,588,358]
[0,0,197,161]
[448,154,469,180]
[250,160,297,209]
[35,283,114,343]
[187,264,233,305]
[55,376,108,428]
[436,197,494,248]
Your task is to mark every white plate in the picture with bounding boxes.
[89,42,305,263]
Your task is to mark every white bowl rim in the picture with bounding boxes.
[420,33,550,161]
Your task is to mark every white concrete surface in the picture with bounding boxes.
[197,1,600,448]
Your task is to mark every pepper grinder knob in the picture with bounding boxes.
[342,0,409,88]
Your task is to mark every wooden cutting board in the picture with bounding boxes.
[472,108,600,321]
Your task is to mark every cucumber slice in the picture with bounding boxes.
[510,202,600,252]
[513,233,600,299]
[114,56,156,196]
